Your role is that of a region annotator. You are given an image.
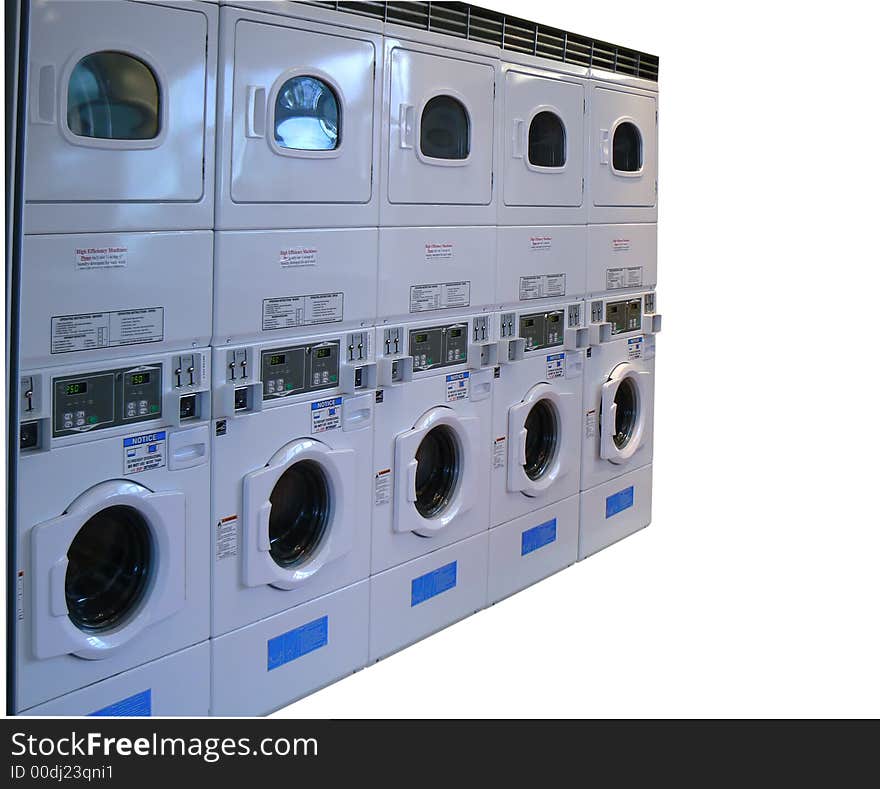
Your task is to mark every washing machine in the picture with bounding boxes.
[214,3,382,230]
[368,313,496,661]
[586,72,658,225]
[580,290,661,559]
[24,0,217,234]
[586,222,658,298]
[14,349,212,715]
[20,230,213,371]
[209,327,376,714]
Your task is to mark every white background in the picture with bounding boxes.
[275,0,880,717]
[4,0,880,719]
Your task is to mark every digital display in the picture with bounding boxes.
[450,328,462,338]
[414,333,428,344]
[269,354,286,366]
[523,318,535,328]
[315,347,332,359]
[129,372,151,386]
[65,381,88,396]
[549,314,560,323]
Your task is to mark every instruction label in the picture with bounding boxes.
[216,516,238,561]
[123,430,166,475]
[606,266,643,290]
[521,518,557,556]
[493,436,506,470]
[445,371,470,402]
[519,273,566,301]
[74,245,128,269]
[546,352,565,380]
[311,396,343,434]
[530,235,553,251]
[267,616,328,671]
[90,689,152,717]
[627,336,644,360]
[279,247,318,268]
[585,410,597,439]
[606,485,635,519]
[262,292,343,331]
[374,469,391,506]
[425,242,454,261]
[410,281,471,313]
[51,307,164,354]
[411,561,458,607]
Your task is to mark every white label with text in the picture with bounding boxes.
[262,292,343,331]
[519,273,566,301]
[410,281,471,313]
[51,308,164,354]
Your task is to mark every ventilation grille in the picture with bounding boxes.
[301,2,659,81]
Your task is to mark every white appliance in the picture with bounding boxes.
[14,350,211,714]
[24,0,217,234]
[213,228,377,346]
[586,222,658,298]
[498,55,587,227]
[580,291,661,559]
[209,327,376,712]
[214,4,382,230]
[20,230,213,370]
[368,313,495,659]
[586,72,658,225]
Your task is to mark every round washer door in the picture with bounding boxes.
[507,384,576,496]
[600,362,651,463]
[30,481,185,660]
[393,406,476,536]
[242,439,354,590]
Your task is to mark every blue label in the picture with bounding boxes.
[446,372,470,383]
[89,689,152,717]
[605,486,635,518]
[521,518,557,556]
[122,431,166,447]
[411,561,457,607]
[547,353,565,362]
[627,337,643,345]
[311,396,343,411]
[267,616,329,671]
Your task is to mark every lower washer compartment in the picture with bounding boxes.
[210,580,369,717]
[369,532,489,663]
[579,464,653,560]
[21,641,211,717]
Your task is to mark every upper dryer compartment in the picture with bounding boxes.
[587,72,658,224]
[24,0,217,235]
[499,55,587,226]
[214,5,383,230]
[380,24,500,227]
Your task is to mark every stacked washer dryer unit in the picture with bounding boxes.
[14,0,218,715]
[210,2,381,715]
[580,61,662,559]
[369,17,500,661]
[488,31,590,603]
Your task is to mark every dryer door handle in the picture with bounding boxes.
[246,85,266,138]
[512,118,526,159]
[399,103,415,149]
[406,458,418,503]
[49,559,68,618]
[31,63,56,125]
[516,427,528,467]
[599,129,610,165]
[257,501,272,552]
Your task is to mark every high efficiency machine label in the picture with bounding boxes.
[279,246,318,268]
[411,562,458,607]
[122,431,166,475]
[521,518,557,556]
[424,242,454,261]
[410,281,471,313]
[90,689,152,717]
[519,273,566,301]
[74,245,128,269]
[546,352,566,380]
[445,371,470,402]
[262,292,343,331]
[606,486,635,519]
[606,266,643,290]
[311,396,343,434]
[267,616,329,671]
[530,235,553,251]
[51,307,164,354]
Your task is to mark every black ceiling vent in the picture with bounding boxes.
[301,2,658,81]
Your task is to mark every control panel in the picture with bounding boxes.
[409,323,468,372]
[518,309,565,351]
[52,364,162,438]
[607,298,642,335]
[259,340,340,401]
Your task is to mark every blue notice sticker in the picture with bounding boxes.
[89,689,152,717]
[411,561,457,607]
[521,518,557,556]
[605,486,635,519]
[267,616,329,671]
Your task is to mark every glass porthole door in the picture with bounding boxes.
[600,363,651,463]
[242,440,354,591]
